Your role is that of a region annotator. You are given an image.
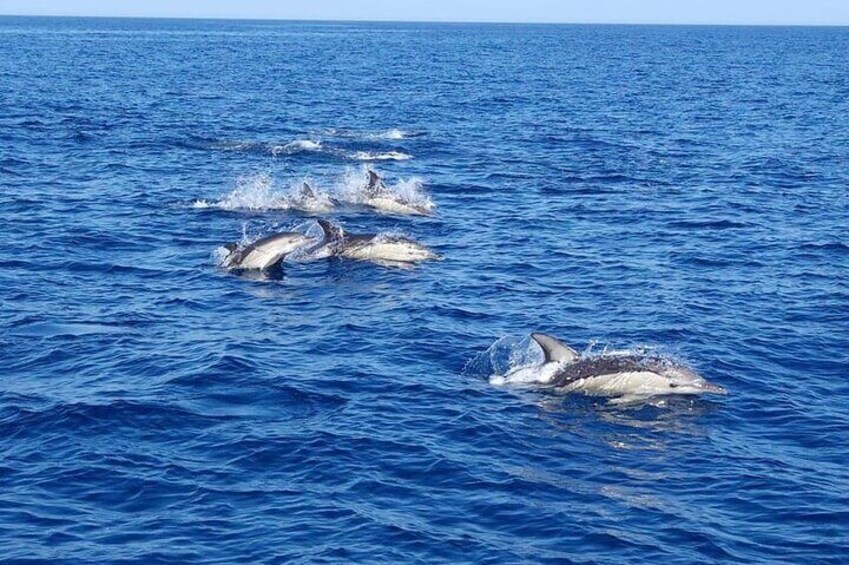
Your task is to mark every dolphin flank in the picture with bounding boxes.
[317,219,439,265]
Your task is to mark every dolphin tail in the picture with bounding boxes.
[531,333,580,364]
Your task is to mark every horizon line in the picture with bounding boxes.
[1,13,848,28]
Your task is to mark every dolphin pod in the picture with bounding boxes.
[220,219,439,272]
[218,167,438,273]
[196,168,434,216]
[210,146,727,404]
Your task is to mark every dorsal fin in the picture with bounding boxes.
[531,333,580,364]
[365,170,383,197]
[300,182,316,199]
[316,219,343,241]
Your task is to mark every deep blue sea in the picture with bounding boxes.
[2,16,848,563]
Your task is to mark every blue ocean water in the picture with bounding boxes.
[2,16,849,563]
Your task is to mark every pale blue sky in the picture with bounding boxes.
[1,0,848,25]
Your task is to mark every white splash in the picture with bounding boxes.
[486,336,550,386]
[347,150,412,161]
[324,128,409,140]
[194,167,435,216]
[271,139,322,156]
[286,178,338,213]
[390,177,434,210]
[375,128,406,140]
[212,244,233,267]
[192,172,289,211]
[335,166,435,216]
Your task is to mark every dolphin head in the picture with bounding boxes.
[220,242,240,267]
[659,363,727,396]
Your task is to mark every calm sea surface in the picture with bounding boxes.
[1,17,848,563]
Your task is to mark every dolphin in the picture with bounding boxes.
[299,181,317,199]
[360,170,434,217]
[289,181,339,213]
[491,333,727,403]
[221,230,318,271]
[365,170,384,198]
[316,219,439,265]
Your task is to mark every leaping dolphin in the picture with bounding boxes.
[220,230,318,271]
[491,333,727,403]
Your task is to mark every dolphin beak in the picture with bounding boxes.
[699,381,728,395]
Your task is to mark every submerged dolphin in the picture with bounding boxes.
[492,333,727,403]
[316,219,439,265]
[361,170,434,217]
[221,231,318,271]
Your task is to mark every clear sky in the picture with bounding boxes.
[1,0,848,25]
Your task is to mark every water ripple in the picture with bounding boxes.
[1,16,848,564]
